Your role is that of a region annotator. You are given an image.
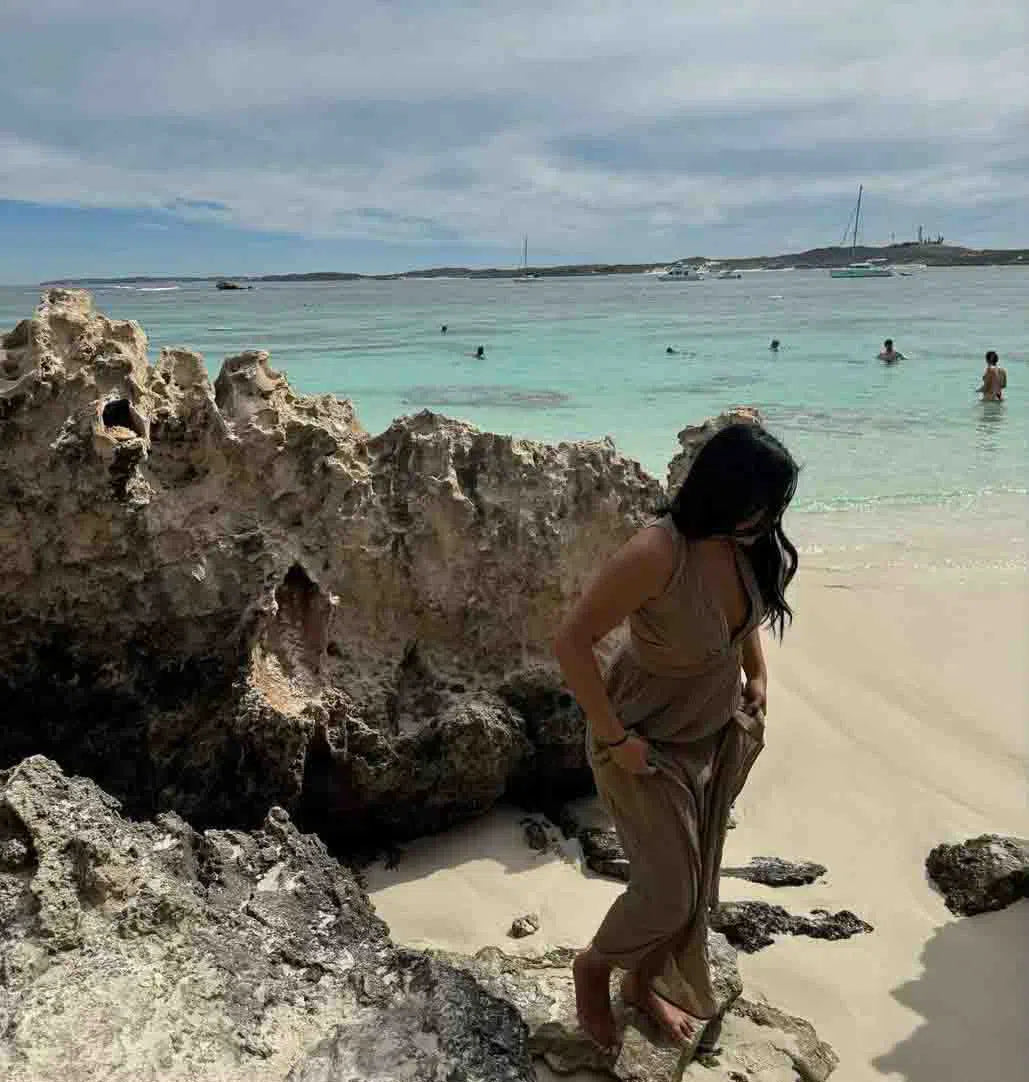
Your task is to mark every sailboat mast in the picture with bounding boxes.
[852,185,863,256]
[522,235,528,271]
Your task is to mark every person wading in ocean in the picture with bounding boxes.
[878,338,904,363]
[978,350,1007,401]
[554,422,800,1056]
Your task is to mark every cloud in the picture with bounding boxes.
[0,0,1026,261]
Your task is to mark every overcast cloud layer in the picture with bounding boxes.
[1,0,1027,279]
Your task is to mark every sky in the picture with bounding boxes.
[1,0,1027,283]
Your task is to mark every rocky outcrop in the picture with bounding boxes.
[666,407,762,494]
[925,835,1029,916]
[712,901,873,953]
[0,290,660,843]
[0,755,535,1081]
[0,757,837,1082]
[439,940,836,1081]
[721,856,827,887]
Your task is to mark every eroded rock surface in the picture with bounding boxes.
[439,939,836,1081]
[666,407,762,494]
[712,901,873,953]
[925,835,1029,916]
[0,755,534,1082]
[0,290,660,842]
[721,856,827,887]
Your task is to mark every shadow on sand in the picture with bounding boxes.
[873,902,1029,1080]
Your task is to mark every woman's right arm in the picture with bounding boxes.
[553,525,677,756]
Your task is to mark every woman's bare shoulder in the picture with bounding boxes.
[614,520,680,595]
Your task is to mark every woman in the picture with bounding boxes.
[554,422,799,1054]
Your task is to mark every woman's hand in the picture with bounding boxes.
[610,733,656,775]
[742,674,767,716]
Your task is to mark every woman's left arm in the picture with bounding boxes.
[740,627,767,715]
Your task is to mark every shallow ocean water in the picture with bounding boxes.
[3,268,1026,527]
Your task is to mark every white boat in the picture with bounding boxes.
[512,235,539,281]
[716,268,743,279]
[658,261,707,281]
[830,186,894,278]
[831,260,893,279]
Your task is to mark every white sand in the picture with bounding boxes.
[367,510,1029,1081]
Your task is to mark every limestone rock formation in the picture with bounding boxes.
[0,290,660,843]
[666,406,762,494]
[0,756,837,1082]
[439,940,837,1081]
[712,901,873,953]
[925,835,1029,916]
[721,856,828,887]
[0,755,535,1082]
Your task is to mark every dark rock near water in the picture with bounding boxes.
[925,835,1029,916]
[713,901,873,953]
[721,856,827,887]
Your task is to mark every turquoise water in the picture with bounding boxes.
[2,271,1026,514]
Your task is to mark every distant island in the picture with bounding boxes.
[40,242,1028,287]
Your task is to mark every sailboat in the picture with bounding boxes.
[830,186,893,278]
[512,235,539,281]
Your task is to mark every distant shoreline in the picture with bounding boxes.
[37,243,1029,287]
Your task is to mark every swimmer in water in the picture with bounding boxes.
[441,324,448,334]
[977,350,1007,401]
[666,346,678,355]
[769,339,780,352]
[470,345,485,359]
[878,338,905,363]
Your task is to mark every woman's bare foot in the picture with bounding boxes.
[572,949,617,1052]
[620,970,701,1044]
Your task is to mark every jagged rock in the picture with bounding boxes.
[579,828,631,881]
[925,835,1029,916]
[438,939,835,1081]
[286,952,533,1082]
[712,901,873,953]
[0,755,534,1082]
[666,407,763,493]
[0,290,661,843]
[721,856,827,887]
[509,913,540,938]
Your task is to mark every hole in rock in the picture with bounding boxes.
[102,398,145,436]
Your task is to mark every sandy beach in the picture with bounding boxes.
[367,505,1029,1081]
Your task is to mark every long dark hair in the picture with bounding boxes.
[661,422,799,638]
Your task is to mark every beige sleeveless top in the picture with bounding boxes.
[603,516,764,744]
